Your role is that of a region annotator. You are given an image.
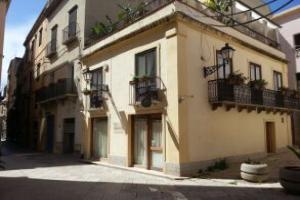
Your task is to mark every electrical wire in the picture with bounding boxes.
[195,0,294,28]
[205,0,279,17]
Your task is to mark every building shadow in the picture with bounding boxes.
[0,176,298,200]
[0,141,90,171]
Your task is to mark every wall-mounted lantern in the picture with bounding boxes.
[203,43,235,78]
[82,68,92,95]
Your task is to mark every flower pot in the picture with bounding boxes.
[240,163,269,183]
[279,166,300,194]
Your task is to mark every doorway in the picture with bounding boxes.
[266,122,276,153]
[63,118,75,154]
[46,115,55,153]
[92,118,108,159]
[133,114,163,171]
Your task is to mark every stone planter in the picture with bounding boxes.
[240,163,269,183]
[280,166,300,194]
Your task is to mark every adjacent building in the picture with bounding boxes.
[273,6,300,146]
[0,0,10,88]
[9,0,298,176]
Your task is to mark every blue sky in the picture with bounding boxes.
[2,0,300,88]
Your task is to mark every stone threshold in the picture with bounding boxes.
[80,159,188,181]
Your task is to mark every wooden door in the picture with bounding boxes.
[266,122,276,153]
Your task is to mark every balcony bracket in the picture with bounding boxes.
[225,104,235,112]
[257,108,264,114]
[237,105,247,113]
[211,104,220,111]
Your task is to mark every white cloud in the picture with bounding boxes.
[1,19,35,90]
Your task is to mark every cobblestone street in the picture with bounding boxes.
[0,143,299,200]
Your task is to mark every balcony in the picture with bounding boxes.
[89,84,109,109]
[85,0,278,48]
[129,76,165,107]
[63,22,79,45]
[208,79,300,113]
[46,40,57,58]
[36,78,76,103]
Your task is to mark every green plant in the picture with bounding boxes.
[287,145,300,160]
[244,158,261,165]
[279,87,292,96]
[226,71,247,86]
[248,79,268,90]
[118,2,148,24]
[205,0,233,13]
[291,90,300,98]
[205,159,229,172]
[91,15,117,37]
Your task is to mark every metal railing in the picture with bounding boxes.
[36,78,76,103]
[46,39,57,58]
[129,76,164,106]
[63,22,80,45]
[85,0,278,48]
[208,79,300,110]
[89,84,109,109]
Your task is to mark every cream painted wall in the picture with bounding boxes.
[177,20,291,164]
[82,22,181,166]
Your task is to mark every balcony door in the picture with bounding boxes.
[50,26,57,52]
[90,69,103,108]
[133,114,163,171]
[68,6,78,38]
[92,118,108,159]
[135,48,157,102]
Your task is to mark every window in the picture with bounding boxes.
[50,25,58,52]
[30,39,36,61]
[135,48,157,78]
[36,63,41,80]
[249,63,262,81]
[217,50,232,79]
[273,71,283,91]
[90,69,104,108]
[39,28,43,46]
[294,33,300,50]
[91,69,103,91]
[68,6,78,37]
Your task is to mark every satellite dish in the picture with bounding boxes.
[141,95,152,108]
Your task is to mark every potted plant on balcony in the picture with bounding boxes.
[226,71,247,86]
[91,15,117,38]
[248,79,268,105]
[240,159,269,183]
[204,0,233,24]
[279,146,300,194]
[219,72,248,103]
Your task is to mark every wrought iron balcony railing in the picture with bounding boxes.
[46,39,57,58]
[63,22,80,45]
[208,79,300,112]
[129,76,165,107]
[89,84,109,109]
[36,78,76,103]
[85,0,278,48]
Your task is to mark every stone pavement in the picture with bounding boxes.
[0,143,299,200]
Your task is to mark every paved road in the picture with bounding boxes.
[0,143,299,200]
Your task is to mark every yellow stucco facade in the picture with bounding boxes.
[81,8,291,175]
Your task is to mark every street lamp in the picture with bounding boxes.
[203,43,235,78]
[83,68,92,83]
